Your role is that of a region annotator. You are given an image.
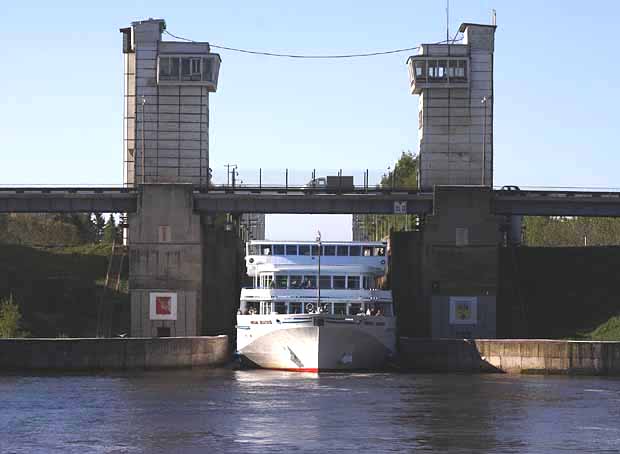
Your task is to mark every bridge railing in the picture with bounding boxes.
[206,167,420,194]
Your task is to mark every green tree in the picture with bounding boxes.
[0,295,27,338]
[380,151,419,189]
[102,216,118,244]
[3,214,82,246]
[93,212,106,242]
[68,213,97,243]
[523,216,620,247]
[359,151,419,240]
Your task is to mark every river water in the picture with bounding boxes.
[1,369,619,453]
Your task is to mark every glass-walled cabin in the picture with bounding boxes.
[407,56,469,94]
[247,243,386,258]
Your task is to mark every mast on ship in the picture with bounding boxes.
[316,231,321,308]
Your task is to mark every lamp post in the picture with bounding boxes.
[481,96,490,186]
[224,164,237,187]
[140,96,146,185]
[316,230,322,308]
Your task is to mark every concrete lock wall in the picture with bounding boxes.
[0,336,229,371]
[399,338,620,375]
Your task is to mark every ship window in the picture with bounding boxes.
[299,245,311,256]
[247,301,259,314]
[319,276,331,289]
[373,246,386,256]
[323,245,336,256]
[261,246,271,255]
[260,301,272,315]
[349,303,362,315]
[336,245,349,256]
[288,302,302,314]
[260,275,273,288]
[349,245,361,256]
[311,245,320,256]
[362,276,371,289]
[289,275,303,289]
[248,244,260,255]
[273,244,285,255]
[286,245,298,255]
[275,275,288,289]
[333,276,346,289]
[362,246,372,256]
[333,303,347,315]
[159,56,180,81]
[274,302,286,314]
[303,275,316,289]
[347,276,360,289]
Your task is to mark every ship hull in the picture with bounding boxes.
[237,316,395,371]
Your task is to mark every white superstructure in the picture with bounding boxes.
[236,240,396,371]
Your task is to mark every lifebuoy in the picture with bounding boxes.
[306,303,315,312]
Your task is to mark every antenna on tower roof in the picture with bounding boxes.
[446,0,450,44]
[492,9,497,26]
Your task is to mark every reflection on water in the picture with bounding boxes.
[0,369,619,453]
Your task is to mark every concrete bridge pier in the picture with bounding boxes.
[129,184,204,337]
[423,186,502,338]
[393,186,502,338]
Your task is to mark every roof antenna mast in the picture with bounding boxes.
[492,9,497,25]
[446,0,450,44]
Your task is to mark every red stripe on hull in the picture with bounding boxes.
[266,367,319,373]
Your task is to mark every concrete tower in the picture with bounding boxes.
[120,19,221,337]
[407,23,496,191]
[121,19,220,186]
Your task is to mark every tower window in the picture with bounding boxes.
[181,57,202,81]
[414,61,427,82]
[158,54,221,88]
[159,57,180,81]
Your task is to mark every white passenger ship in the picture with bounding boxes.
[236,239,396,371]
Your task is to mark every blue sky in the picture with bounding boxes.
[1,1,620,240]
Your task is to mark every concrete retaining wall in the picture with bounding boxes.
[0,335,229,371]
[399,337,620,375]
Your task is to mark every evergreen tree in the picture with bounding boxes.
[102,216,118,244]
[360,151,419,240]
[93,212,106,242]
[0,295,27,338]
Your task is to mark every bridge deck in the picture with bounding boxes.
[2,186,620,216]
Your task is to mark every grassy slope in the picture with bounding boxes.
[0,243,128,337]
[583,316,620,341]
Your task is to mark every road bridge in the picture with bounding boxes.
[4,186,620,217]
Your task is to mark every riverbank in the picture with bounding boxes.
[399,338,620,375]
[0,335,229,371]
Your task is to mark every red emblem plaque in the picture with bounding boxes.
[155,296,172,315]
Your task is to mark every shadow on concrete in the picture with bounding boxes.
[397,337,504,373]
